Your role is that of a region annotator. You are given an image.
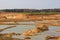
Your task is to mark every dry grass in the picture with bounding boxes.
[0,37,23,40]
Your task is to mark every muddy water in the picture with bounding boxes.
[0,22,60,40]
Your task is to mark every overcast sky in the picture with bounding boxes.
[0,0,60,9]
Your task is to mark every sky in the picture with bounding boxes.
[0,0,60,9]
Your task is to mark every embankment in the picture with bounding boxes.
[0,13,60,22]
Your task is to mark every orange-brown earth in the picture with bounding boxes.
[0,12,60,22]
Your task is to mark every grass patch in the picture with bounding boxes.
[16,12,60,15]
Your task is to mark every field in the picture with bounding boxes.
[0,12,60,40]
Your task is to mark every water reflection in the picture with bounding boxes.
[0,25,60,40]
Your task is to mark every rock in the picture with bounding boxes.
[24,37,31,39]
[32,27,41,33]
[22,29,35,36]
[45,36,58,40]
[56,37,60,40]
[39,25,48,31]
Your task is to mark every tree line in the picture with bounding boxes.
[0,8,60,12]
